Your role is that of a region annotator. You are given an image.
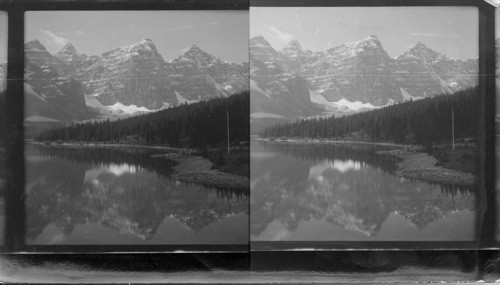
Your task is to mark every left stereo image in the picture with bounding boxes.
[7,10,250,250]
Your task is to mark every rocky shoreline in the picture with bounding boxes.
[151,153,248,190]
[376,149,476,186]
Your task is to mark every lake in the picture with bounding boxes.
[251,139,476,242]
[25,143,248,245]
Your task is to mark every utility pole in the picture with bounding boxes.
[227,110,230,154]
[452,107,455,151]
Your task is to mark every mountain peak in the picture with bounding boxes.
[186,44,202,52]
[285,39,302,49]
[365,35,379,40]
[120,38,158,53]
[250,35,272,47]
[413,41,428,49]
[135,38,157,50]
[409,41,434,51]
[59,43,77,54]
[25,39,48,51]
[343,35,383,51]
[405,41,446,61]
[359,35,382,46]
[280,38,308,58]
[179,44,221,64]
[181,44,208,57]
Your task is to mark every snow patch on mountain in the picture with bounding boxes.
[107,102,154,114]
[310,89,377,111]
[334,98,377,110]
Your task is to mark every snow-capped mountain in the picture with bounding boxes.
[250,36,317,133]
[76,39,173,109]
[24,40,89,124]
[168,45,248,104]
[280,39,311,59]
[24,39,248,126]
[250,35,478,133]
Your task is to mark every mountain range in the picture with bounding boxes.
[23,38,249,128]
[250,35,478,133]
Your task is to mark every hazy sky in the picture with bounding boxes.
[251,7,478,59]
[25,11,248,63]
[496,8,500,39]
[0,12,7,63]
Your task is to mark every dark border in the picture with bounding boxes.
[0,0,249,10]
[0,0,250,254]
[248,0,498,251]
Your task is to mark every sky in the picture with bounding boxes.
[250,7,478,60]
[497,8,500,39]
[24,11,248,63]
[0,12,7,63]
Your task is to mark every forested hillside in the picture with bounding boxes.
[262,87,479,146]
[35,91,249,149]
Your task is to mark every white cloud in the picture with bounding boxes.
[264,25,294,45]
[39,29,69,49]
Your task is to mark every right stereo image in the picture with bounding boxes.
[250,6,483,249]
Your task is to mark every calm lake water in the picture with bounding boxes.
[251,139,476,242]
[25,144,248,245]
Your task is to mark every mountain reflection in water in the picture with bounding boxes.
[251,140,476,241]
[26,144,248,245]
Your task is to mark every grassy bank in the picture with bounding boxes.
[199,148,249,178]
[429,145,477,175]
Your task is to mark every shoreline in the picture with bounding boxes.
[29,141,249,191]
[376,149,476,187]
[253,137,413,149]
[257,137,477,187]
[152,153,248,190]
[28,141,193,153]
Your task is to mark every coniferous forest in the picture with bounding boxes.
[35,91,249,149]
[262,87,479,146]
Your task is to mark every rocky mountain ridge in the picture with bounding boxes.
[250,35,478,132]
[24,38,248,125]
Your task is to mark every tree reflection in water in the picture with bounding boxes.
[25,144,248,244]
[251,140,475,240]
